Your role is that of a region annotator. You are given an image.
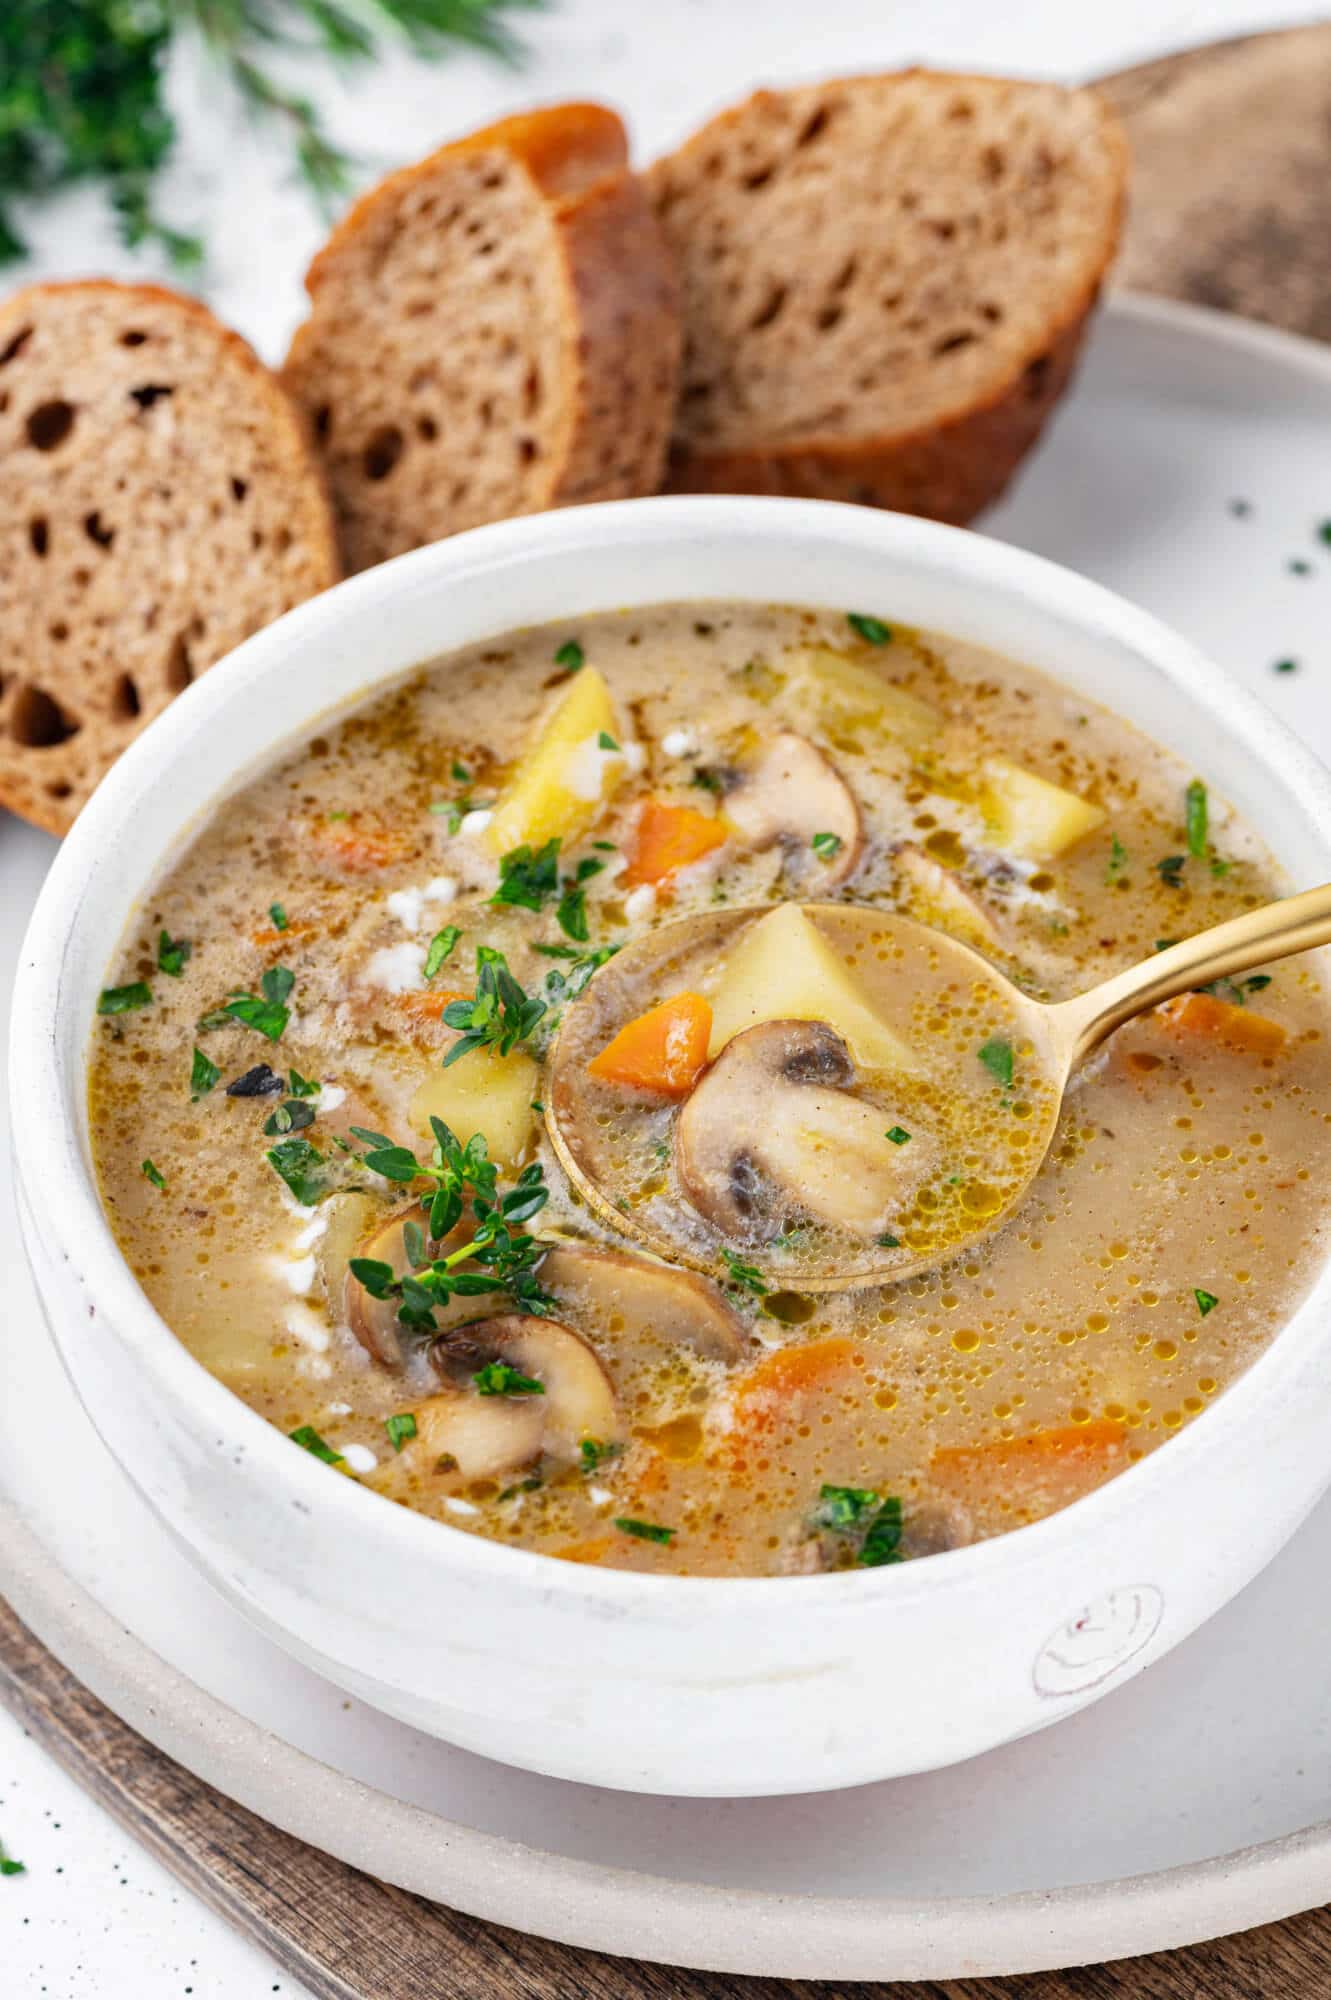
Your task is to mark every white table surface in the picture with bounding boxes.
[3,0,1326,1991]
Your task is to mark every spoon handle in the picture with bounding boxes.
[1048,882,1331,1066]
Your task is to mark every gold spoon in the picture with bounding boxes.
[545,893,1331,1293]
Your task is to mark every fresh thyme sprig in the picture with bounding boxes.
[348,1115,557,1333]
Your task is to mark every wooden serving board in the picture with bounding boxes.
[6,24,1331,1998]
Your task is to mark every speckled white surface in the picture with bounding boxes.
[3,0,1329,1991]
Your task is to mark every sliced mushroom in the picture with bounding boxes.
[894,843,999,948]
[338,1202,477,1369]
[539,1242,749,1364]
[413,1314,623,1482]
[675,1019,930,1244]
[724,732,863,888]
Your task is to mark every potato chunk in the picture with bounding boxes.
[408,1046,539,1168]
[705,905,915,1071]
[486,666,626,854]
[981,756,1105,860]
[786,646,940,751]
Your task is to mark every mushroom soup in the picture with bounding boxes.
[89,604,1331,1575]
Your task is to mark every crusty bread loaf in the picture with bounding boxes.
[0,281,340,835]
[647,72,1128,518]
[283,103,681,573]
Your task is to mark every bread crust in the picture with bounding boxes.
[284,103,681,571]
[0,279,340,836]
[651,73,1129,520]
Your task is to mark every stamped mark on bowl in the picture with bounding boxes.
[1033,1585,1164,1697]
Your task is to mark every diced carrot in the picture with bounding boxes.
[250,920,317,951]
[624,800,728,887]
[931,1419,1127,1511]
[734,1337,861,1410]
[587,992,712,1097]
[1156,992,1287,1056]
[382,989,468,1049]
[302,814,411,873]
[392,990,467,1023]
[552,1536,615,1566]
[724,1338,868,1475]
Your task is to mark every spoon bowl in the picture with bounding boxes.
[547,886,1331,1291]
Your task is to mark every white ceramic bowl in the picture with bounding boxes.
[13,497,1331,1798]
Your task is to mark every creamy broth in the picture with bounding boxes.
[89,603,1331,1575]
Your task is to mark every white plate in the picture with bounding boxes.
[5,294,1331,1982]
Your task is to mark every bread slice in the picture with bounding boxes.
[283,103,681,573]
[0,280,340,836]
[647,72,1128,518]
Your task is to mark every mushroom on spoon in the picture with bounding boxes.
[547,891,1331,1291]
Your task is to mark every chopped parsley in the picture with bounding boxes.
[812,1484,903,1566]
[1154,939,1179,954]
[885,1125,911,1146]
[157,929,191,977]
[580,1437,623,1475]
[442,948,547,1066]
[140,1157,166,1190]
[847,612,891,645]
[721,1248,768,1296]
[1194,1288,1219,1317]
[597,730,620,752]
[492,838,561,913]
[202,964,294,1042]
[98,980,152,1015]
[473,1361,545,1397]
[554,638,584,671]
[384,1412,418,1453]
[268,902,289,932]
[690,766,725,795]
[288,1068,319,1098]
[811,831,843,861]
[877,1231,901,1249]
[977,1039,1014,1088]
[263,1099,316,1137]
[1274,657,1299,675]
[0,1842,25,1878]
[266,1136,329,1206]
[189,1047,220,1099]
[614,1517,675,1544]
[1156,854,1186,890]
[1105,834,1128,883]
[1185,780,1208,859]
[424,924,462,980]
[555,856,605,943]
[450,761,470,784]
[1319,520,1331,546]
[289,1424,343,1466]
[815,1484,880,1530]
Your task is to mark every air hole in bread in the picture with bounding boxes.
[980,302,1004,323]
[1024,354,1051,398]
[933,330,976,356]
[46,780,73,801]
[831,256,858,294]
[1,326,33,366]
[231,476,248,502]
[120,330,148,347]
[313,404,332,440]
[982,145,1006,181]
[166,632,194,692]
[517,437,537,465]
[49,621,69,642]
[362,426,404,481]
[816,303,844,332]
[948,98,975,122]
[130,384,174,409]
[274,526,292,555]
[83,510,115,549]
[743,165,774,191]
[11,683,80,747]
[417,416,438,442]
[795,105,831,148]
[28,518,48,557]
[750,284,787,331]
[522,366,541,418]
[931,219,957,241]
[26,401,75,451]
[110,673,141,720]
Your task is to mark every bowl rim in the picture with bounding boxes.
[13,490,1331,1614]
